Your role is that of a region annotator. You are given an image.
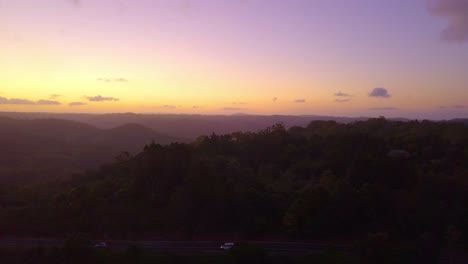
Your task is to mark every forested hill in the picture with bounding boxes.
[449,118,468,125]
[2,118,467,244]
[0,117,183,183]
[0,112,376,139]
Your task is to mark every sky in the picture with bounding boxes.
[1,0,467,119]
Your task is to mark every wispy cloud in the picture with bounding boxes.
[334,91,353,102]
[192,105,201,108]
[161,105,177,109]
[86,95,119,102]
[369,87,391,98]
[67,0,81,7]
[428,0,468,42]
[439,104,468,109]
[272,97,278,102]
[335,99,351,103]
[369,107,398,111]
[97,78,129,83]
[0,96,61,105]
[232,102,248,105]
[334,91,353,97]
[37,100,61,105]
[69,102,87,106]
[49,94,62,99]
[453,104,468,108]
[222,107,247,111]
[0,97,35,105]
[294,99,306,103]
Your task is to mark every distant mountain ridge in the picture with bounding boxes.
[0,112,407,139]
[0,113,466,184]
[0,117,183,183]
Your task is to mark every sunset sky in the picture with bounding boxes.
[1,0,467,119]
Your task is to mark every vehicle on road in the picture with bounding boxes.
[220,242,235,250]
[93,242,108,248]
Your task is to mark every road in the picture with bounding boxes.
[0,238,350,255]
[0,238,465,263]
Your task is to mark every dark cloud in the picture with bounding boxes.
[223,107,247,111]
[428,0,468,42]
[97,78,129,83]
[335,99,351,103]
[49,94,62,99]
[37,100,61,105]
[69,102,87,106]
[334,91,353,97]
[369,87,391,98]
[86,95,119,102]
[369,107,398,111]
[272,97,278,102]
[0,97,61,105]
[294,99,306,103]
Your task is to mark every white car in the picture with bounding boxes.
[220,242,235,250]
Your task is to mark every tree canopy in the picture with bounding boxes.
[0,118,467,246]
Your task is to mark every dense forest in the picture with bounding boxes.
[0,118,467,249]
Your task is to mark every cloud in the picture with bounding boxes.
[335,99,351,103]
[439,104,468,109]
[428,0,468,42]
[49,94,62,99]
[369,87,391,98]
[0,96,61,105]
[272,97,278,102]
[334,91,353,102]
[0,97,35,105]
[334,91,353,97]
[232,102,248,105]
[192,105,201,108]
[294,99,306,103]
[67,0,81,7]
[86,95,119,102]
[69,102,87,106]
[97,78,129,83]
[222,107,247,111]
[37,100,61,105]
[369,107,398,111]
[161,105,177,109]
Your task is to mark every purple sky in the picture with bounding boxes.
[0,0,467,119]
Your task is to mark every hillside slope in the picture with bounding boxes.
[0,117,182,183]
